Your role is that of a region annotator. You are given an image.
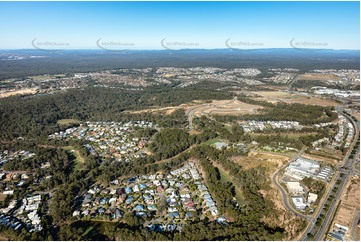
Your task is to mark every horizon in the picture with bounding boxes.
[0,1,359,50]
[1,47,360,51]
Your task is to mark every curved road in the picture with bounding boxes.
[271,149,312,219]
[185,97,237,130]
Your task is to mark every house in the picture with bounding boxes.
[168,207,178,213]
[28,211,41,225]
[125,196,134,204]
[169,201,178,207]
[145,189,155,195]
[81,210,89,216]
[17,180,25,187]
[166,188,175,194]
[118,195,126,203]
[167,224,177,231]
[168,212,180,219]
[72,210,80,217]
[206,200,216,207]
[83,194,92,205]
[186,212,194,219]
[125,187,132,194]
[139,183,147,190]
[134,204,145,211]
[88,188,96,194]
[146,199,155,205]
[161,180,169,188]
[216,216,228,225]
[143,195,153,201]
[182,173,191,179]
[98,207,105,215]
[117,188,125,195]
[109,197,117,204]
[3,190,14,195]
[147,204,157,211]
[21,174,29,179]
[157,186,164,193]
[133,185,140,193]
[113,208,124,219]
[135,211,147,217]
[100,197,109,205]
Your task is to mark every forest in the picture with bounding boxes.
[0,84,231,140]
[0,49,359,80]
[0,71,342,241]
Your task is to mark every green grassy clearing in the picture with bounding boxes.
[57,119,80,126]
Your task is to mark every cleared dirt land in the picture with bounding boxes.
[0,88,37,98]
[299,73,341,81]
[185,99,263,116]
[125,106,183,115]
[126,99,262,116]
[302,153,340,166]
[251,91,338,106]
[330,177,360,240]
[231,152,305,240]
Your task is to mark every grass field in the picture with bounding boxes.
[204,138,223,145]
[57,119,80,125]
[64,146,85,171]
[215,164,245,205]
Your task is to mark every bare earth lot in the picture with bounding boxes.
[126,99,263,116]
[299,73,341,81]
[0,88,37,98]
[330,177,360,240]
[185,99,263,116]
[302,153,339,166]
[251,91,338,106]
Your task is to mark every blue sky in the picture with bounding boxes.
[0,1,359,50]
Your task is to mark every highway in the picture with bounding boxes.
[301,107,359,241]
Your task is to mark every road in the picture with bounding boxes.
[271,148,312,219]
[301,107,360,240]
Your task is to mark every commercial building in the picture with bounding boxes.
[307,192,318,204]
[291,197,307,210]
[286,157,320,180]
[286,182,304,194]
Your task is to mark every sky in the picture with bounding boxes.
[0,1,359,50]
